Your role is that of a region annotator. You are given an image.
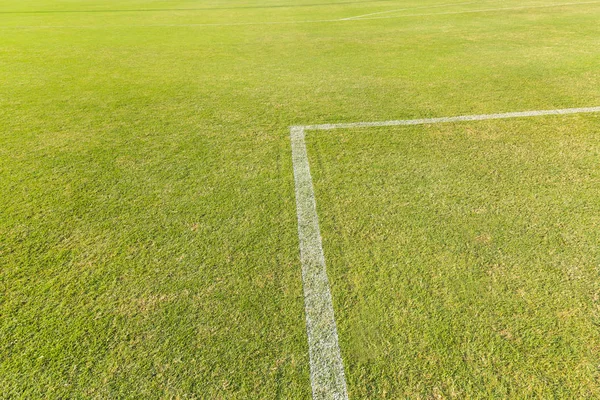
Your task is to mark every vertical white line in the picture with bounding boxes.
[291,126,349,400]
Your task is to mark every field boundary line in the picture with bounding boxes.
[291,126,349,400]
[299,106,600,131]
[340,0,484,21]
[291,105,600,399]
[350,0,600,21]
[4,0,600,29]
[0,0,400,14]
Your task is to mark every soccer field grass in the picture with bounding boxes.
[308,116,600,397]
[1,0,600,398]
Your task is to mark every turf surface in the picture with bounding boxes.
[1,0,600,398]
[308,116,600,397]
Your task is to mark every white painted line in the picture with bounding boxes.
[292,105,600,399]
[340,0,485,21]
[299,106,600,131]
[4,0,600,29]
[355,0,600,21]
[291,126,349,400]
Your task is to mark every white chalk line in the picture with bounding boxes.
[349,0,600,20]
[291,126,348,400]
[299,106,600,131]
[3,0,599,29]
[291,105,600,399]
[340,0,490,21]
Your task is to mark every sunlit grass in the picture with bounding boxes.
[1,0,599,397]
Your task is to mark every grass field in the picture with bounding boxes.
[1,0,600,398]
[309,116,600,397]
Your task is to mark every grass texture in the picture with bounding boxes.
[308,116,600,398]
[1,0,600,398]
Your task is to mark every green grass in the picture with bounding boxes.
[308,116,600,397]
[1,0,600,398]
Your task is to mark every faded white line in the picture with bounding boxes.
[0,19,344,29]
[291,126,348,400]
[4,0,599,29]
[355,0,600,20]
[341,0,487,21]
[299,106,600,131]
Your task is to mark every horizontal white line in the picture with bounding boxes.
[297,106,600,131]
[2,0,599,29]
[354,0,600,21]
[0,0,403,14]
[341,0,487,21]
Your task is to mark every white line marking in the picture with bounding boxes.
[340,0,486,21]
[292,105,600,399]
[291,126,349,400]
[353,0,600,20]
[299,106,600,131]
[4,0,599,29]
